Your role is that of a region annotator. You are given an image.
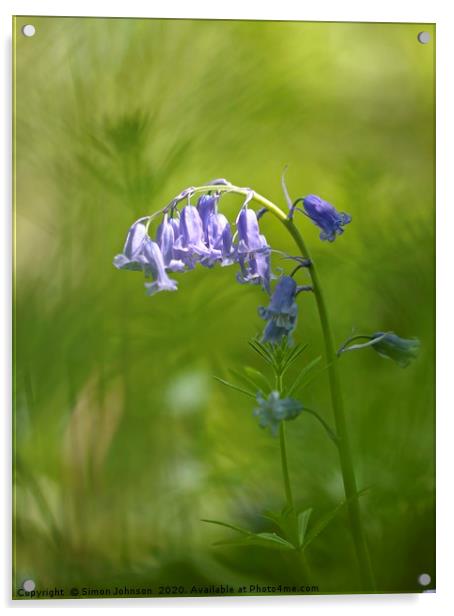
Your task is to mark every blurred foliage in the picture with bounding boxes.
[13,17,435,595]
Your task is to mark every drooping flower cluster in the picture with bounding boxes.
[113,186,271,296]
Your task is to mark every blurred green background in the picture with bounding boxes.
[13,17,435,596]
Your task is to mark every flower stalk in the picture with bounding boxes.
[190,183,375,590]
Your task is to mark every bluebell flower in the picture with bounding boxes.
[156,214,186,272]
[254,391,303,436]
[142,239,178,296]
[235,207,271,291]
[236,206,266,254]
[174,205,210,266]
[302,194,351,242]
[369,332,420,367]
[338,331,420,367]
[197,194,218,241]
[203,212,235,267]
[113,217,150,271]
[258,275,298,344]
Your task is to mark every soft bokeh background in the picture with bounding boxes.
[13,17,435,596]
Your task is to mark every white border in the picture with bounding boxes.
[2,1,453,614]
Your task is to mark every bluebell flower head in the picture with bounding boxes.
[113,217,150,271]
[114,183,270,297]
[303,194,351,242]
[253,391,303,436]
[370,332,420,367]
[142,239,178,296]
[258,275,298,344]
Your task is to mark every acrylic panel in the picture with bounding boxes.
[13,16,435,599]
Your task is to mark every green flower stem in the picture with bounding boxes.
[189,184,375,589]
[279,421,294,511]
[284,220,375,590]
[276,372,294,510]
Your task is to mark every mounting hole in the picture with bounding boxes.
[417,31,430,44]
[21,24,36,37]
[418,573,431,586]
[23,579,36,592]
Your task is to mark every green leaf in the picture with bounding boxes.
[200,518,251,535]
[252,532,295,549]
[302,488,370,551]
[280,344,309,376]
[203,518,295,551]
[213,376,255,399]
[286,356,322,396]
[262,507,299,548]
[302,503,344,550]
[229,368,262,394]
[214,531,294,551]
[297,508,313,546]
[243,366,271,394]
[248,339,274,366]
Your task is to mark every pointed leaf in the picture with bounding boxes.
[252,532,295,549]
[302,502,344,550]
[214,532,294,551]
[201,518,251,535]
[229,368,262,394]
[213,376,255,399]
[248,339,274,366]
[281,344,309,375]
[297,508,313,547]
[286,356,322,396]
[243,366,272,394]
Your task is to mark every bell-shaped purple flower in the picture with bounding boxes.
[236,207,266,254]
[113,217,150,271]
[302,194,351,242]
[258,275,298,344]
[155,214,186,272]
[142,239,178,296]
[197,194,218,241]
[202,212,236,267]
[235,208,271,291]
[174,205,209,265]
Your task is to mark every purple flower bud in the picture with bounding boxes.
[113,217,150,271]
[142,240,178,296]
[258,275,298,344]
[302,194,351,242]
[370,332,420,367]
